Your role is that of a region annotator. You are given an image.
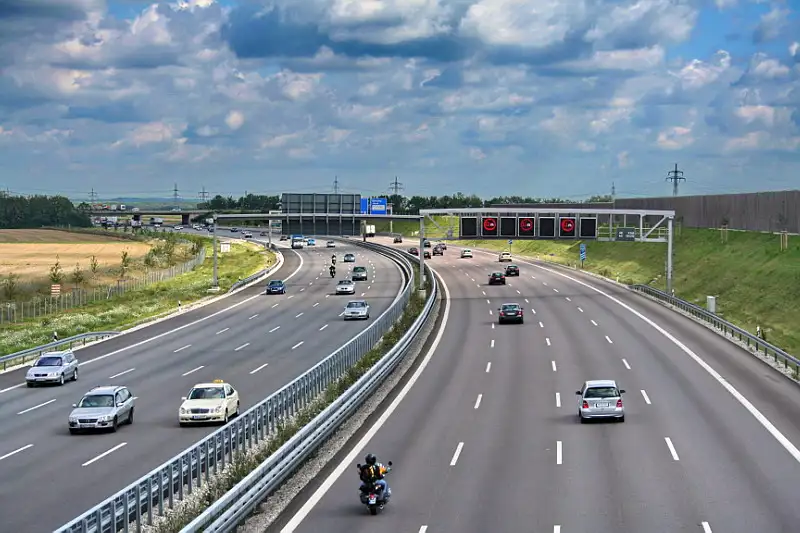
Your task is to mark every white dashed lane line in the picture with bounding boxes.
[490,339,495,348]
[553,288,559,293]
[174,344,191,353]
[0,444,33,462]
[300,288,305,292]
[664,437,680,461]
[269,326,280,333]
[565,297,571,301]
[291,341,304,350]
[556,440,563,465]
[539,321,544,328]
[288,295,295,299]
[248,314,258,320]
[590,319,598,326]
[234,343,250,352]
[577,307,584,313]
[701,522,713,533]
[485,362,492,373]
[546,337,551,346]
[450,442,464,466]
[474,394,482,409]
[17,399,56,415]
[551,361,557,372]
[182,366,204,376]
[250,363,269,375]
[215,328,229,335]
[82,442,127,467]
[109,368,135,380]
[295,313,304,318]
[319,324,328,331]
[622,358,631,369]
[516,289,521,294]
[641,389,652,404]
[605,335,614,344]
[313,302,319,307]
[486,299,491,304]
[555,392,561,407]
[271,303,279,308]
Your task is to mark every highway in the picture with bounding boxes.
[0,238,407,532]
[275,238,800,533]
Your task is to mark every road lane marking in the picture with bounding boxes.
[556,441,562,465]
[313,302,319,307]
[551,361,557,372]
[319,324,328,331]
[182,366,204,376]
[82,442,127,467]
[565,297,571,301]
[491,323,495,329]
[109,368,135,379]
[174,344,191,353]
[361,293,366,297]
[539,321,544,328]
[17,399,56,415]
[295,313,304,318]
[450,442,464,466]
[621,358,631,369]
[543,282,548,286]
[489,310,493,315]
[485,362,492,373]
[269,326,280,333]
[553,288,559,293]
[325,294,330,298]
[531,308,536,314]
[525,298,529,303]
[701,522,712,533]
[555,392,561,407]
[248,314,258,320]
[577,307,584,312]
[590,319,598,326]
[234,343,250,352]
[288,295,295,299]
[215,328,229,335]
[554,527,561,533]
[250,363,269,375]
[0,444,33,462]
[516,289,521,294]
[474,394,482,409]
[419,527,428,533]
[641,390,652,404]
[482,291,486,296]
[486,299,490,304]
[490,339,495,348]
[605,335,613,343]
[664,437,680,461]
[0,384,24,393]
[299,288,305,292]
[291,341,304,350]
[546,337,551,346]
[272,303,279,308]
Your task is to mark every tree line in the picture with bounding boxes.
[0,193,92,228]
[197,192,613,215]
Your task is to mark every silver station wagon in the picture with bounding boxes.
[576,380,626,423]
[68,385,136,433]
[26,350,79,387]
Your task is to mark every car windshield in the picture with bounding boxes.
[345,254,354,259]
[501,305,519,311]
[79,394,115,408]
[347,302,366,308]
[268,281,282,286]
[584,387,619,398]
[338,280,352,285]
[35,356,63,366]
[188,387,225,400]
[464,250,471,253]
[353,267,366,272]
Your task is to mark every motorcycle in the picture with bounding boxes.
[330,268,336,278]
[356,461,392,515]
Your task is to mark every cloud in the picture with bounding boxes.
[0,0,798,198]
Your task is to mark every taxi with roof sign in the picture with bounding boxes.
[178,379,240,426]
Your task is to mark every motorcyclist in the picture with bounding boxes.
[331,254,336,265]
[330,264,336,278]
[358,453,391,501]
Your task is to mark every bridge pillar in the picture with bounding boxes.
[182,213,191,225]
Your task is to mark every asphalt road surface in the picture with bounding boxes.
[0,239,406,532]
[274,238,800,533]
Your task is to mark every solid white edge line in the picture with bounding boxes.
[82,442,127,467]
[641,389,652,404]
[556,440,563,465]
[17,398,56,415]
[278,265,452,533]
[474,394,482,409]
[664,437,680,461]
[450,442,464,466]
[0,444,34,462]
[75,250,304,369]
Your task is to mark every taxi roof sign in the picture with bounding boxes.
[213,379,224,383]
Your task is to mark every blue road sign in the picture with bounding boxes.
[360,198,369,214]
[370,197,387,214]
[508,239,513,245]
[580,243,587,261]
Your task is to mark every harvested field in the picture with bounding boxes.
[0,229,151,283]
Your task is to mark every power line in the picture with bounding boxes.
[666,164,685,197]
[388,176,404,195]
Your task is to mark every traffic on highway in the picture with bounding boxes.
[269,236,800,533]
[0,233,407,532]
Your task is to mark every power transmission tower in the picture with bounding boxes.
[333,176,340,194]
[198,186,209,203]
[89,188,98,204]
[389,176,404,195]
[666,164,685,197]
[172,183,180,207]
[611,181,616,207]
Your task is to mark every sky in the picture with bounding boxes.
[0,0,798,201]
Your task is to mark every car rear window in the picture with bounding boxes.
[353,266,366,272]
[584,387,618,398]
[501,305,519,310]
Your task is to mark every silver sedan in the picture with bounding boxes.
[336,279,356,295]
[576,380,626,423]
[343,300,370,320]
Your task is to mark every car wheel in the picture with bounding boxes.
[128,408,135,424]
[69,428,78,435]
[73,368,79,381]
[27,383,34,388]
[235,402,240,417]
[59,374,65,386]
[223,410,229,424]
[111,416,119,432]
[579,413,586,424]
[619,416,625,423]
[179,422,188,428]
[520,318,524,324]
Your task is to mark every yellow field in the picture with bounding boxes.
[0,230,151,282]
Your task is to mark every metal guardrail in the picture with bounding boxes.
[630,284,800,378]
[229,242,279,292]
[55,241,417,533]
[185,246,436,532]
[1,332,121,371]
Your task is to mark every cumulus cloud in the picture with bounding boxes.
[0,0,798,196]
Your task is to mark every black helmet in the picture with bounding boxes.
[365,453,377,465]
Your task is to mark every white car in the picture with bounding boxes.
[343,300,370,320]
[327,241,336,248]
[173,226,183,231]
[499,251,512,262]
[179,380,240,426]
[243,231,253,238]
[336,279,356,295]
[461,249,473,258]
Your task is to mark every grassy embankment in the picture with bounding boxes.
[0,229,273,355]
[378,220,800,356]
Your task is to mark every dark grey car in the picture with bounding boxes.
[68,385,135,433]
[26,350,79,387]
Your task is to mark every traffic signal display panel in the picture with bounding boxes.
[500,217,516,237]
[518,217,535,237]
[579,218,597,239]
[539,217,556,238]
[460,217,478,237]
[559,217,577,238]
[481,216,499,237]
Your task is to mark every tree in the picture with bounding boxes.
[120,250,131,279]
[0,193,91,229]
[2,273,19,300]
[71,263,86,287]
[89,255,99,276]
[49,255,64,285]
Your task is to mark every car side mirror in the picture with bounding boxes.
[356,463,362,469]
[181,396,187,401]
[574,391,581,395]
[619,389,626,394]
[72,403,77,408]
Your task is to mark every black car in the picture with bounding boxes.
[393,236,403,243]
[423,250,432,259]
[433,246,444,256]
[423,240,432,248]
[266,280,286,294]
[408,247,419,256]
[498,303,524,324]
[488,272,506,285]
[505,265,520,276]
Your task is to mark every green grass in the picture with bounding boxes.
[447,228,800,356]
[0,241,272,356]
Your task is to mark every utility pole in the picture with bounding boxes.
[666,164,685,197]
[333,176,340,194]
[387,177,404,235]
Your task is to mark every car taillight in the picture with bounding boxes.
[582,401,589,409]
[499,312,504,316]
[616,399,623,408]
